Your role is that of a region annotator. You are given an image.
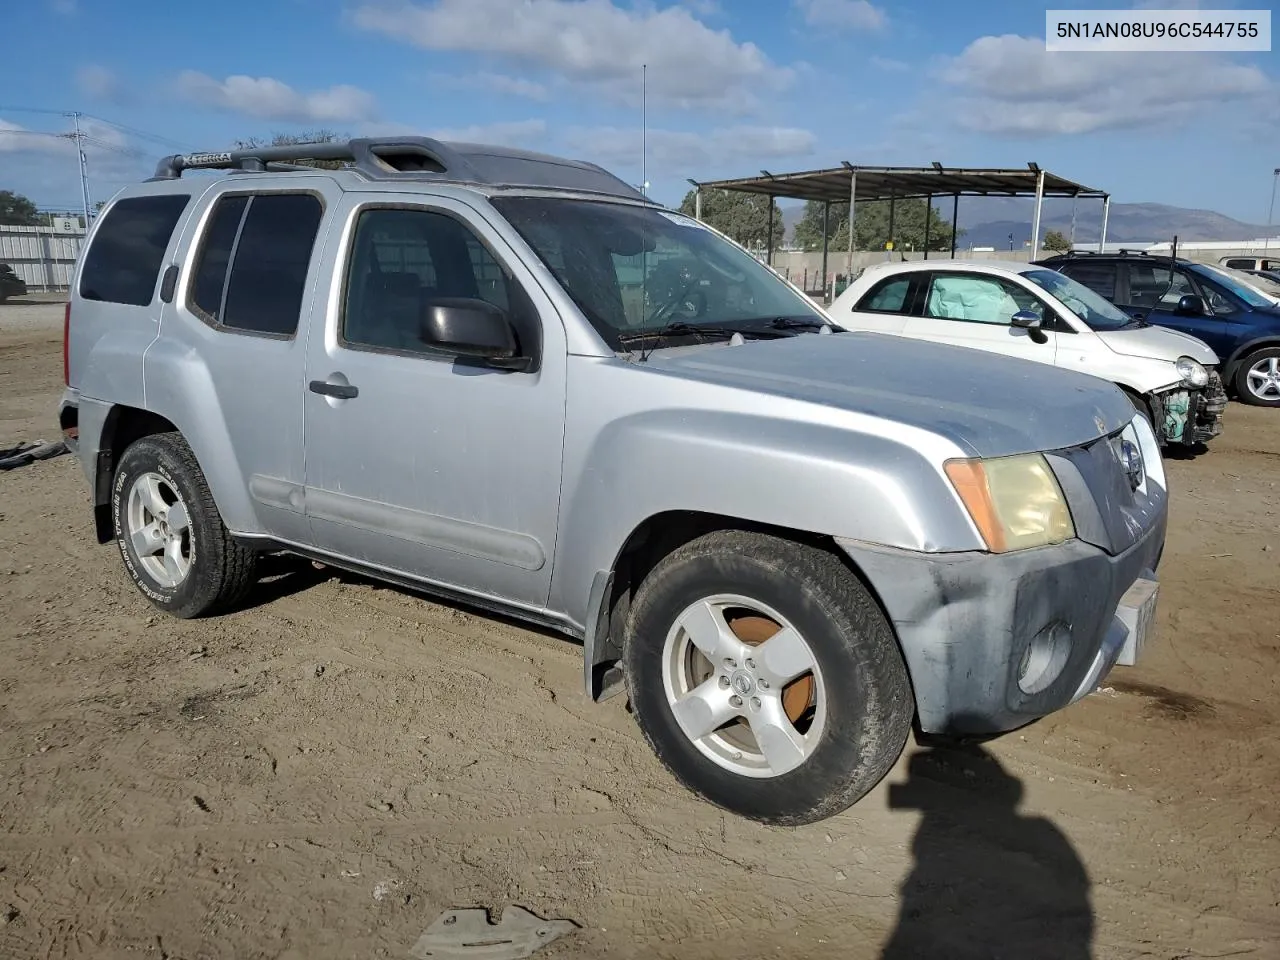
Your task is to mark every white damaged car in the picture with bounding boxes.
[833,260,1227,448]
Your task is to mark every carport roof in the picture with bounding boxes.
[688,164,1108,203]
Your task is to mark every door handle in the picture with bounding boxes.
[309,380,359,400]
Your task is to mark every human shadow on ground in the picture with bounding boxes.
[882,738,1094,960]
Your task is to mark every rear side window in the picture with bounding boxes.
[188,193,323,336]
[1056,261,1117,300]
[1125,264,1193,309]
[79,195,191,306]
[1222,258,1254,270]
[855,276,911,313]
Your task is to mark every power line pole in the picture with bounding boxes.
[63,111,92,231]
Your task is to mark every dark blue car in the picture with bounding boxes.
[1036,253,1280,407]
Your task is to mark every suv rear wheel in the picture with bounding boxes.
[1236,347,1280,407]
[112,432,256,618]
[624,530,913,825]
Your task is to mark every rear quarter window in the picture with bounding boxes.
[856,276,912,313]
[1057,261,1117,300]
[187,192,324,337]
[79,195,191,306]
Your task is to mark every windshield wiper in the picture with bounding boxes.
[764,316,842,333]
[617,322,744,345]
[619,322,754,362]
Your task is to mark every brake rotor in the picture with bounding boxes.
[727,613,815,725]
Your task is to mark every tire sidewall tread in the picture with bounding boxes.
[624,530,913,826]
[112,431,255,618]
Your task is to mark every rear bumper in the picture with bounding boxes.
[837,511,1166,736]
[57,388,80,455]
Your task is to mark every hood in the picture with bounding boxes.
[649,332,1134,459]
[1098,325,1218,364]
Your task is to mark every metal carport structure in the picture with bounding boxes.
[687,162,1111,278]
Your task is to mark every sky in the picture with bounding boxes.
[1,0,1277,221]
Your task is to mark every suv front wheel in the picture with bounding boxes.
[624,530,913,825]
[112,432,257,618]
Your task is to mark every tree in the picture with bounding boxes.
[1042,229,1071,252]
[677,189,783,250]
[792,198,961,253]
[0,190,41,226]
[232,129,350,169]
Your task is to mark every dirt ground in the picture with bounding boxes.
[1,299,1277,960]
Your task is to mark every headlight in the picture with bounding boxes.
[1175,356,1208,388]
[945,453,1075,553]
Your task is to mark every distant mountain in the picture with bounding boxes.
[957,199,1270,248]
[775,198,1271,248]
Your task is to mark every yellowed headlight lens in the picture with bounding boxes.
[946,453,1075,553]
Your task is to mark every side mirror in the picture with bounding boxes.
[1175,294,1206,316]
[1010,310,1049,344]
[419,298,529,371]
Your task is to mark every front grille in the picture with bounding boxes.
[1046,422,1165,557]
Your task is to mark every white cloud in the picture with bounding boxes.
[176,71,379,123]
[937,34,1270,136]
[794,0,886,31]
[0,117,149,211]
[76,64,124,101]
[0,119,54,154]
[0,117,131,157]
[427,119,549,145]
[565,124,816,176]
[352,0,792,110]
[472,72,550,101]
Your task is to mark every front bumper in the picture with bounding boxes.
[1153,370,1227,445]
[837,511,1166,736]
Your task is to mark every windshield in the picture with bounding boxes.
[1021,267,1135,331]
[490,197,829,349]
[1192,264,1277,308]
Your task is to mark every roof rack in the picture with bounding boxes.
[1048,249,1182,260]
[149,136,649,201]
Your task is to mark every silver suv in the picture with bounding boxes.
[57,137,1167,825]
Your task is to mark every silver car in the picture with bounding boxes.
[57,137,1167,825]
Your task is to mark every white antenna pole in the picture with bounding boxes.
[641,64,647,197]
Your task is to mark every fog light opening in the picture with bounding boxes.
[1019,621,1073,695]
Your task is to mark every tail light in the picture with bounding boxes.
[63,301,71,385]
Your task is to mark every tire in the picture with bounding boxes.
[623,530,913,825]
[1233,347,1280,407]
[111,431,256,618]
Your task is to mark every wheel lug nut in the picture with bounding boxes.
[757,678,769,690]
[745,658,756,670]
[723,658,736,668]
[729,695,743,708]
[718,675,730,689]
[751,697,762,710]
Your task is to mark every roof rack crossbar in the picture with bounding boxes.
[151,136,483,183]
